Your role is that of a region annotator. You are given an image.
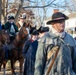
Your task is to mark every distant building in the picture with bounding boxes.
[65,12,76,29]
[65,12,76,38]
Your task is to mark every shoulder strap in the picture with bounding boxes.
[46,36,61,75]
[46,45,60,75]
[47,46,59,60]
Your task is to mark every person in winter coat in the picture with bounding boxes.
[23,26,49,75]
[34,12,76,75]
[23,28,39,75]
[4,16,18,42]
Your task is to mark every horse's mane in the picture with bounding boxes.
[13,27,28,44]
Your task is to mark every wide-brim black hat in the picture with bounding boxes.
[37,26,49,33]
[47,12,69,25]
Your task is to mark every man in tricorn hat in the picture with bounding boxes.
[34,12,76,75]
[23,28,39,75]
[37,26,49,38]
[23,28,39,56]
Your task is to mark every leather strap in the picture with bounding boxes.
[47,46,59,60]
[46,46,60,75]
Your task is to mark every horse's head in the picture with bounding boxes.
[1,30,10,44]
[19,27,28,41]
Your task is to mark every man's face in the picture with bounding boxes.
[32,35,38,41]
[52,19,65,32]
[8,19,14,23]
[20,18,24,23]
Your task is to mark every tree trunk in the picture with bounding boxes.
[4,0,8,23]
[0,0,2,22]
[14,0,24,23]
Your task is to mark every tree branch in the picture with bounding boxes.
[23,0,56,8]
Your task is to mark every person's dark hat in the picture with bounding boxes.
[31,29,39,35]
[37,26,49,33]
[32,29,39,35]
[8,16,15,20]
[47,12,69,25]
[30,26,36,34]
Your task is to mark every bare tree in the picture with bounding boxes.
[1,0,76,25]
[15,0,24,23]
[0,0,2,21]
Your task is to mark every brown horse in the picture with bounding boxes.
[9,27,28,75]
[0,30,10,44]
[0,30,10,75]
